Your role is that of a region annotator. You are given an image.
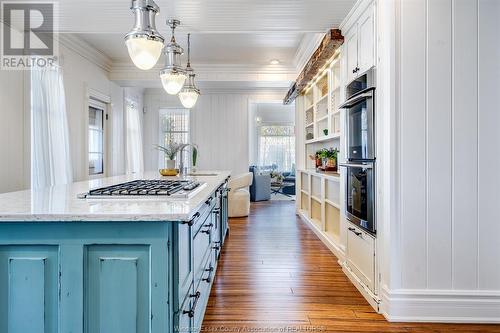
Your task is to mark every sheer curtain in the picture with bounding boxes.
[31,64,73,188]
[126,98,144,174]
[258,125,295,172]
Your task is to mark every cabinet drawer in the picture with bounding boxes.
[176,284,193,333]
[346,223,375,292]
[195,248,215,291]
[193,216,213,286]
[193,266,212,331]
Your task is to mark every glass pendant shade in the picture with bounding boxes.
[125,0,164,70]
[179,71,200,108]
[179,88,199,108]
[178,33,200,108]
[160,19,186,95]
[125,38,163,70]
[160,72,187,95]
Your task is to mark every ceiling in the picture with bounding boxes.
[55,0,356,88]
[76,32,303,66]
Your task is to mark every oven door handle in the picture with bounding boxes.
[340,163,373,169]
[339,91,373,109]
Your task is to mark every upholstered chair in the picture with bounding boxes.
[228,172,253,217]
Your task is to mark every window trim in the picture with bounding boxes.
[86,88,110,180]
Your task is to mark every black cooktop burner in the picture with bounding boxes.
[88,180,201,196]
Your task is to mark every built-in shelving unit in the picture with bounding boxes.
[303,56,342,143]
[297,169,344,257]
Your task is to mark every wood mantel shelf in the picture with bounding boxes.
[284,29,344,105]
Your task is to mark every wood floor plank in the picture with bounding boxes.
[202,201,500,332]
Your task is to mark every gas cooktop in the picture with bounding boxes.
[79,179,207,199]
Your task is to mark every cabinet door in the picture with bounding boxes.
[357,6,375,74]
[0,246,59,333]
[346,224,375,292]
[345,29,359,84]
[84,245,150,333]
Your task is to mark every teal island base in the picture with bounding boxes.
[0,184,229,333]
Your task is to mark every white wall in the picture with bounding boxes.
[59,43,125,181]
[143,89,286,176]
[381,0,500,322]
[0,69,29,193]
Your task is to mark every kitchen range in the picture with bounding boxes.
[0,171,230,333]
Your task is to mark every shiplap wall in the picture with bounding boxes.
[143,89,286,176]
[396,0,500,292]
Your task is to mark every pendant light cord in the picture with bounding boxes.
[187,33,191,68]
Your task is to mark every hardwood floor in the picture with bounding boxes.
[202,201,500,332]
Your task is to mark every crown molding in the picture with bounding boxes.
[58,34,113,72]
[293,33,325,74]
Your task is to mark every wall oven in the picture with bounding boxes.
[340,71,375,161]
[341,162,375,234]
[340,69,376,234]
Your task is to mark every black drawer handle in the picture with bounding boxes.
[348,227,363,237]
[183,212,200,226]
[212,246,220,251]
[183,291,201,318]
[205,196,213,205]
[203,265,213,283]
[201,229,211,235]
[212,209,220,214]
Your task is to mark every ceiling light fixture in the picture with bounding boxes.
[125,0,164,70]
[270,59,280,65]
[179,33,200,109]
[160,19,187,95]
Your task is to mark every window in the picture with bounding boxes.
[258,125,295,172]
[159,109,190,168]
[89,105,105,176]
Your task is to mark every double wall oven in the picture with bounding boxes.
[340,70,376,234]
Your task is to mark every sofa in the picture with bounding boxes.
[248,166,271,202]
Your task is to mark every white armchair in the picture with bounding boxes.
[228,173,253,218]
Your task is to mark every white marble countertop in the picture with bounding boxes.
[0,171,231,222]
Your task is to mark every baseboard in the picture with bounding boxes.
[380,286,500,323]
[342,263,381,312]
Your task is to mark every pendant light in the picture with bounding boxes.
[124,0,164,70]
[179,33,200,109]
[159,19,187,95]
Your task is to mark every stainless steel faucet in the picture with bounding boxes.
[178,144,192,176]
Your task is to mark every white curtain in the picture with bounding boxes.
[126,98,144,174]
[31,65,72,188]
[258,125,295,172]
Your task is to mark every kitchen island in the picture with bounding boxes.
[0,171,230,333]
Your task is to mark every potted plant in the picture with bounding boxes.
[154,142,184,176]
[323,148,339,171]
[191,144,198,173]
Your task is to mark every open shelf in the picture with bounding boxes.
[305,133,341,144]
